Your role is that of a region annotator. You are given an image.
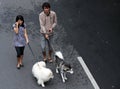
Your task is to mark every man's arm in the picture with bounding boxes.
[52,12,57,29]
[39,14,46,33]
[39,14,49,39]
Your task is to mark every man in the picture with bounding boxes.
[39,2,57,62]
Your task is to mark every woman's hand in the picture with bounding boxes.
[14,22,19,34]
[26,39,29,44]
[15,22,19,28]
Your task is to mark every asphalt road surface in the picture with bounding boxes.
[0,0,120,89]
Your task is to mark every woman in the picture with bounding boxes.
[13,15,29,69]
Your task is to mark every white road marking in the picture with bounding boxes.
[77,56,100,89]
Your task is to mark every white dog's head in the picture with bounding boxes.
[37,61,46,68]
[49,72,54,79]
[32,61,54,87]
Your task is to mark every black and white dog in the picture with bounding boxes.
[54,51,73,83]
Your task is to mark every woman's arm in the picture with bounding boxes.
[24,29,29,44]
[14,22,19,34]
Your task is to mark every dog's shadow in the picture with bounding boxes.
[32,75,39,87]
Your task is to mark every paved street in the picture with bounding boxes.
[0,0,120,89]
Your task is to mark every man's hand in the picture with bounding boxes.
[49,28,53,33]
[45,34,49,39]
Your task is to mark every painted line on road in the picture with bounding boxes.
[77,56,100,89]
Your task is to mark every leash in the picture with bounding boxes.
[47,38,57,62]
[27,43,42,62]
[47,38,56,54]
[28,43,36,59]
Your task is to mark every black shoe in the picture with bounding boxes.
[17,65,20,69]
[17,67,20,69]
[20,64,24,67]
[17,64,21,69]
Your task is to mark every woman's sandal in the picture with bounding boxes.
[20,64,24,67]
[17,64,20,69]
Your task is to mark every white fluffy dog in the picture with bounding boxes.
[32,61,54,87]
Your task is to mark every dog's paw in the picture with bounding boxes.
[41,83,45,87]
[56,71,59,73]
[56,69,59,73]
[64,77,67,80]
[62,79,65,83]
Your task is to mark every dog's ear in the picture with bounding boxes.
[55,51,64,59]
[64,61,73,69]
[55,55,59,59]
[63,61,71,68]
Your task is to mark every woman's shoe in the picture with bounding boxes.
[17,64,20,69]
[20,64,24,67]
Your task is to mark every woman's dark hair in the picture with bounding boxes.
[16,15,25,27]
[42,2,51,9]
